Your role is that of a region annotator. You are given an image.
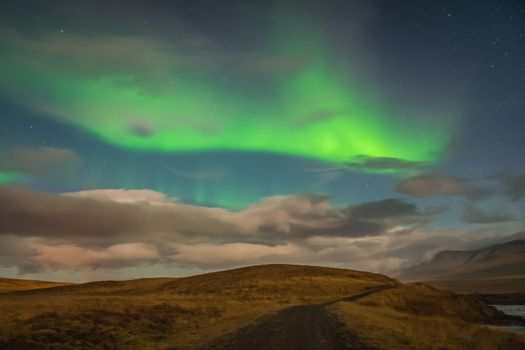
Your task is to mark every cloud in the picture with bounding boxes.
[170,242,308,268]
[0,186,236,242]
[239,195,435,238]
[344,155,429,173]
[347,198,417,218]
[0,146,81,179]
[129,119,156,137]
[462,204,513,224]
[0,29,309,95]
[0,186,449,274]
[64,188,171,204]
[0,29,182,91]
[1,187,420,243]
[2,186,518,278]
[30,242,158,271]
[395,173,490,200]
[501,174,525,201]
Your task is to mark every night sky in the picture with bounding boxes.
[0,0,524,281]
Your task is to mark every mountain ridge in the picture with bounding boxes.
[399,239,525,282]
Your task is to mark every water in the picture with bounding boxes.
[493,305,525,318]
[491,305,525,334]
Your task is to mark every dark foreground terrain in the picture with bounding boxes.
[209,288,391,350]
[209,304,359,350]
[0,265,524,350]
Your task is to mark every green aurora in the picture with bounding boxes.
[0,20,454,168]
[0,171,24,184]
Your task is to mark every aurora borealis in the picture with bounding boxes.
[0,0,524,281]
[0,19,451,164]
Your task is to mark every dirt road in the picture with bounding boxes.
[208,286,393,350]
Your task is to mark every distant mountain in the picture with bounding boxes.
[398,239,525,282]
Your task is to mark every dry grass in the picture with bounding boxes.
[3,267,520,350]
[329,283,525,350]
[0,278,71,293]
[434,277,525,294]
[0,264,398,350]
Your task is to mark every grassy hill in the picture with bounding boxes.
[0,264,522,350]
[0,264,398,350]
[434,277,525,295]
[0,277,71,293]
[330,283,525,350]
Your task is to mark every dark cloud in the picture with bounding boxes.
[348,199,417,219]
[0,186,235,242]
[129,119,156,137]
[344,155,429,173]
[0,186,518,277]
[395,173,490,200]
[258,197,438,238]
[0,146,82,179]
[462,204,514,224]
[0,187,434,243]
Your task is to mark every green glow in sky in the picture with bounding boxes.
[0,171,24,184]
[0,21,453,166]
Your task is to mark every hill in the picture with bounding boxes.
[0,277,71,293]
[0,264,522,350]
[0,264,398,349]
[330,283,525,350]
[398,239,525,283]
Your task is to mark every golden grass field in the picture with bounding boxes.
[0,265,523,350]
[434,277,525,294]
[0,278,71,293]
[0,265,397,349]
[330,283,525,350]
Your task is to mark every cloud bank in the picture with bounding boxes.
[0,186,519,278]
[395,173,490,200]
[0,146,81,179]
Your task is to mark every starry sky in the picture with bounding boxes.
[0,0,524,281]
